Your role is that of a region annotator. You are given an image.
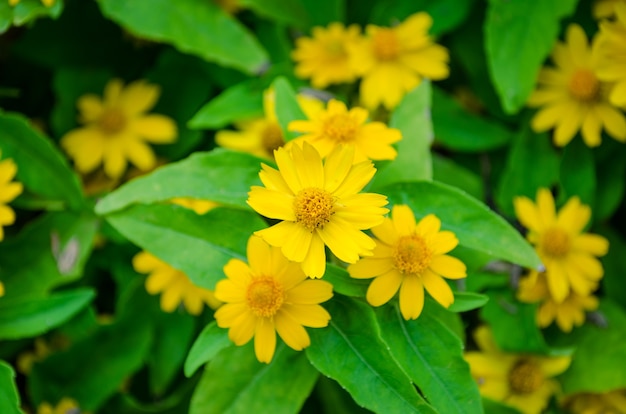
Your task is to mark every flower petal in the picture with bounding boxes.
[366,269,402,306]
[399,274,424,320]
[254,318,277,363]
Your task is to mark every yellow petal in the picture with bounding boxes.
[421,270,454,308]
[348,257,394,279]
[399,274,424,320]
[428,255,467,279]
[119,80,160,115]
[254,318,277,363]
[536,189,556,226]
[572,233,609,256]
[300,235,326,278]
[392,205,416,236]
[131,115,178,143]
[222,259,252,288]
[280,303,331,328]
[228,312,256,345]
[415,214,441,238]
[366,269,402,306]
[545,260,569,303]
[285,279,333,304]
[274,313,310,351]
[514,196,543,232]
[247,187,296,221]
[124,138,156,171]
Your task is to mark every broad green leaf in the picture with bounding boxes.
[272,76,306,141]
[105,205,266,289]
[98,0,269,75]
[0,111,84,210]
[600,227,626,308]
[0,289,94,340]
[184,321,233,377]
[322,264,368,298]
[376,302,483,414]
[559,139,596,207]
[238,0,309,28]
[306,296,436,413]
[485,0,578,113]
[95,149,263,215]
[314,376,371,414]
[432,154,483,201]
[300,0,344,27]
[594,143,625,221]
[483,398,522,414]
[0,361,21,414]
[382,181,542,269]
[0,0,62,34]
[449,291,489,313]
[190,343,318,414]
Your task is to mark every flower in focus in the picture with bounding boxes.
[132,251,220,315]
[214,235,333,363]
[349,12,449,109]
[247,142,388,278]
[528,24,626,147]
[38,398,86,414]
[348,205,466,320]
[0,154,23,241]
[517,270,599,332]
[593,0,626,19]
[61,79,177,179]
[464,326,571,414]
[292,22,362,88]
[597,3,626,106]
[287,99,402,163]
[10,0,55,6]
[562,388,626,413]
[171,198,219,215]
[514,189,609,303]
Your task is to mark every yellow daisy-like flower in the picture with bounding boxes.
[517,271,599,332]
[563,389,626,413]
[598,3,626,106]
[464,326,572,414]
[61,79,177,179]
[0,155,23,241]
[349,12,449,109]
[292,22,361,89]
[38,398,87,414]
[528,24,626,147]
[594,0,626,19]
[9,0,55,6]
[513,189,609,303]
[132,251,220,315]
[214,235,333,363]
[247,142,388,278]
[287,99,402,163]
[170,198,219,215]
[347,205,466,320]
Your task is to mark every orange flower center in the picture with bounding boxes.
[323,114,359,142]
[293,187,334,231]
[261,123,285,155]
[393,235,432,274]
[542,227,571,258]
[372,29,400,61]
[98,109,127,135]
[508,359,544,394]
[568,70,600,102]
[246,276,284,318]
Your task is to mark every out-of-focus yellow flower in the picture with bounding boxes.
[38,398,87,414]
[0,154,23,241]
[562,388,626,413]
[594,0,626,19]
[17,338,52,375]
[170,198,219,215]
[9,0,55,7]
[598,3,626,106]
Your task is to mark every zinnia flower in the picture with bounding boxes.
[349,12,449,109]
[132,251,220,315]
[61,79,177,179]
[0,154,23,241]
[287,99,402,163]
[464,326,571,414]
[348,205,466,320]
[514,189,609,303]
[291,22,361,89]
[247,142,388,278]
[528,24,626,147]
[562,389,626,413]
[214,235,333,363]
[597,3,626,106]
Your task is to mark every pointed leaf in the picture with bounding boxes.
[0,361,21,414]
[449,292,489,313]
[272,76,306,141]
[185,321,233,377]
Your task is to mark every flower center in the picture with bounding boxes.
[293,187,334,231]
[98,109,126,135]
[508,359,544,394]
[372,29,400,61]
[393,235,432,275]
[326,40,346,58]
[568,70,600,102]
[261,123,285,155]
[542,227,571,258]
[246,276,284,318]
[323,114,359,142]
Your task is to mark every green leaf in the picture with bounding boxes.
[559,139,596,207]
[272,76,306,141]
[105,205,266,289]
[432,154,484,201]
[184,321,233,377]
[98,0,269,75]
[95,149,262,215]
[594,146,626,221]
[599,227,626,308]
[190,343,319,414]
[449,291,489,312]
[323,264,369,298]
[0,361,21,414]
[238,0,309,28]
[375,302,483,414]
[483,398,522,414]
[306,296,436,413]
[484,0,578,113]
[0,289,94,340]
[381,181,542,269]
[0,111,84,210]
[0,0,62,34]
[300,0,344,27]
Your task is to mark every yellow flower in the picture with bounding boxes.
[513,189,609,303]
[10,0,55,6]
[291,22,361,89]
[594,0,626,19]
[517,271,599,332]
[528,24,626,147]
[61,79,177,179]
[38,398,87,414]
[132,251,220,315]
[287,99,402,163]
[0,155,23,241]
[247,142,388,278]
[214,235,333,363]
[349,12,449,109]
[215,88,323,160]
[170,198,219,215]
[17,338,52,374]
[464,326,571,414]
[563,389,626,413]
[348,205,466,320]
[597,3,626,106]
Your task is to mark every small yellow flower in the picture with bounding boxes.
[292,22,362,89]
[9,0,55,6]
[562,388,626,413]
[593,0,626,19]
[514,189,609,303]
[528,24,626,147]
[597,3,626,106]
[170,198,219,215]
[464,326,571,414]
[214,235,333,363]
[132,251,220,315]
[349,12,449,109]
[517,271,599,332]
[61,79,177,179]
[348,205,466,320]
[287,99,402,163]
[38,398,86,414]
[0,154,23,241]
[247,142,388,278]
